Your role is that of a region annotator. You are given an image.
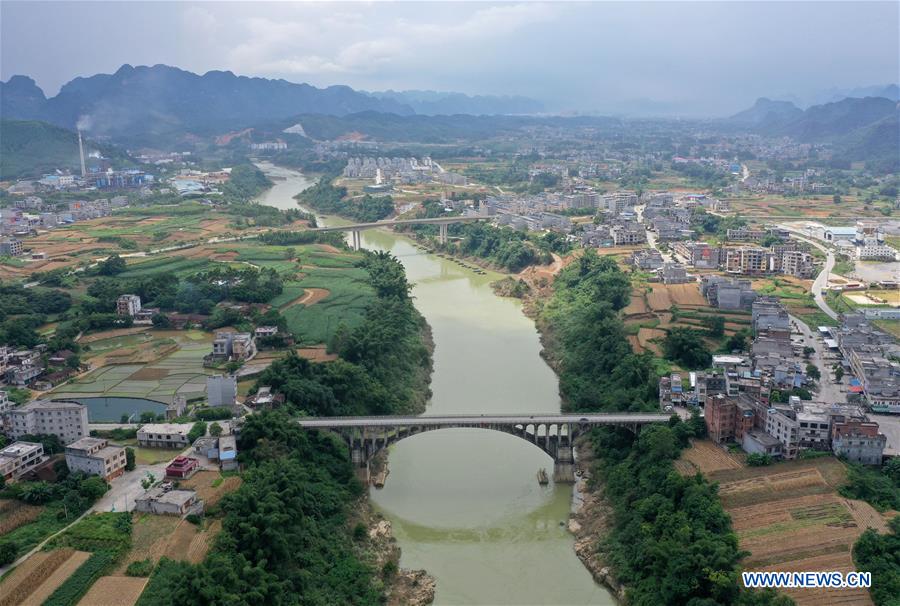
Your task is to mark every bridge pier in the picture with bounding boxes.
[438,223,448,245]
[350,230,361,251]
[553,444,576,483]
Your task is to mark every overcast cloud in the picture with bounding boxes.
[1,1,897,116]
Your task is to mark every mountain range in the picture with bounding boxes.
[0,64,415,139]
[728,96,899,171]
[364,90,544,116]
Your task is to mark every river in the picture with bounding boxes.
[255,163,614,605]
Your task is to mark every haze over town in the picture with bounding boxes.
[2,1,898,116]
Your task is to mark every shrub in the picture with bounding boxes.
[747,453,774,466]
[0,540,18,566]
[125,558,155,577]
[185,513,202,526]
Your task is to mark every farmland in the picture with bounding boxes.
[726,193,892,221]
[678,443,892,606]
[0,549,90,606]
[78,576,147,606]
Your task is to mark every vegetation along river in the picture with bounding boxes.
[256,162,614,605]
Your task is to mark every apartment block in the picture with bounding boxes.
[65,437,127,480]
[7,400,89,445]
[0,441,45,481]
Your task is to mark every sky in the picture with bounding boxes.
[1,1,898,117]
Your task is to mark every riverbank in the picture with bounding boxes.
[570,442,627,603]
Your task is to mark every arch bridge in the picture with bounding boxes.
[297,413,669,483]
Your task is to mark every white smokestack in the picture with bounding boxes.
[77,130,86,177]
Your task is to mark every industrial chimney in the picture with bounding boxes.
[77,129,87,178]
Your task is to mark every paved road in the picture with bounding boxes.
[91,461,170,513]
[777,224,839,321]
[297,413,671,428]
[311,215,485,233]
[789,315,846,404]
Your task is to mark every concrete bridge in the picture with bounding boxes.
[297,412,669,483]
[312,216,488,250]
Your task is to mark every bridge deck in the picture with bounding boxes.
[297,413,669,428]
[311,216,484,232]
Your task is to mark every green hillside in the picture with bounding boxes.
[0,119,135,180]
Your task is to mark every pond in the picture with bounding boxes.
[63,396,168,423]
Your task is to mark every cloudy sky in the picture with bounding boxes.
[1,1,897,116]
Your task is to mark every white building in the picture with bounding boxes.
[65,437,127,480]
[137,423,192,448]
[7,400,89,445]
[857,243,897,261]
[0,442,45,482]
[206,375,237,409]
[116,294,142,317]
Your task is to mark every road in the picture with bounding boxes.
[789,315,846,404]
[90,460,170,513]
[777,224,839,321]
[635,204,673,262]
[297,412,671,428]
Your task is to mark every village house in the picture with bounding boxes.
[135,487,203,516]
[7,400,89,444]
[137,423,192,448]
[65,437,127,480]
[0,441,45,482]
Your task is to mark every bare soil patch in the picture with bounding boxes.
[78,576,148,606]
[19,550,90,606]
[667,283,708,306]
[636,328,665,355]
[127,367,169,381]
[279,287,330,311]
[296,345,339,362]
[177,471,242,507]
[647,285,672,311]
[79,327,151,344]
[678,440,743,475]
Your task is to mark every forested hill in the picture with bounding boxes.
[0,65,414,139]
[0,119,136,180]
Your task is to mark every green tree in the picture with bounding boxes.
[98,254,126,276]
[806,364,821,380]
[125,447,136,471]
[0,541,17,566]
[663,327,712,369]
[209,422,223,438]
[704,315,726,338]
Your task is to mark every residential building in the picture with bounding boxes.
[0,238,24,256]
[631,249,664,270]
[610,222,646,245]
[674,242,722,269]
[700,275,757,310]
[0,442,45,481]
[725,247,774,275]
[7,400,89,444]
[742,430,783,457]
[135,487,202,516]
[218,435,238,471]
[832,420,886,465]
[726,228,767,242]
[658,262,691,284]
[780,250,816,278]
[765,407,800,459]
[65,437,127,480]
[206,375,237,408]
[137,423,192,448]
[116,294,142,317]
[857,243,897,261]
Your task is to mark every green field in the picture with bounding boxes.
[282,266,375,345]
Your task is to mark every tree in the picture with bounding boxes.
[833,194,842,204]
[806,364,821,380]
[0,541,17,566]
[187,421,207,443]
[834,366,845,382]
[704,315,726,338]
[151,313,170,328]
[663,327,712,369]
[98,254,126,276]
[120,414,130,424]
[747,453,773,466]
[141,472,156,490]
[802,346,815,359]
[125,447,136,471]
[209,422,223,438]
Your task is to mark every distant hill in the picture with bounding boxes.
[0,64,415,140]
[730,96,899,172]
[365,89,544,115]
[727,98,802,127]
[0,119,135,181]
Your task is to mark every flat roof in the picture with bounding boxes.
[67,437,106,450]
[138,423,191,436]
[0,441,43,457]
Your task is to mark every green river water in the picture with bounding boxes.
[255,162,614,605]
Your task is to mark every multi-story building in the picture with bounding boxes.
[765,407,800,459]
[0,238,24,256]
[7,400,89,445]
[674,242,722,269]
[206,375,237,409]
[137,423,193,448]
[65,437,127,480]
[610,223,646,245]
[780,250,816,278]
[832,420,886,465]
[857,243,897,261]
[631,249,664,270]
[116,294,142,317]
[724,247,774,275]
[700,275,757,310]
[0,442,45,482]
